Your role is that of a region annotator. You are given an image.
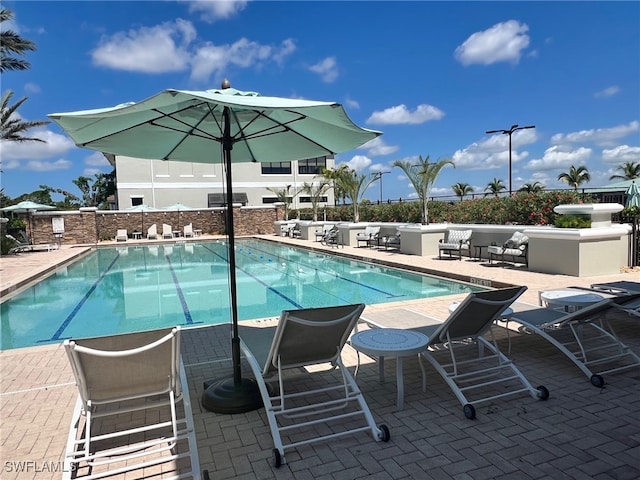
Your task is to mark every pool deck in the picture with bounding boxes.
[1,235,640,479]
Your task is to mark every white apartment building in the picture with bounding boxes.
[107,154,336,210]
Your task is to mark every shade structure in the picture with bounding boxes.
[1,201,57,243]
[626,181,640,208]
[0,201,56,213]
[163,203,193,210]
[49,82,381,414]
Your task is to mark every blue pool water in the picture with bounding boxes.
[0,239,485,350]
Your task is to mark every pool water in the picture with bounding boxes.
[0,239,485,350]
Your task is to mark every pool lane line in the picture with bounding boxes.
[164,254,196,325]
[237,241,406,299]
[44,252,121,342]
[201,244,304,309]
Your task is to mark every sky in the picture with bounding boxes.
[1,0,639,203]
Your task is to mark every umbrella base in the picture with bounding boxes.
[201,376,263,414]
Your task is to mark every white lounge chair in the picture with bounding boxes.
[438,229,472,260]
[184,222,194,238]
[147,223,158,240]
[162,223,174,239]
[380,228,401,251]
[62,327,200,479]
[361,286,549,420]
[320,225,340,247]
[115,229,128,242]
[506,293,640,387]
[239,304,389,468]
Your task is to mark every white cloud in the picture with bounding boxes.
[359,137,399,157]
[345,97,360,109]
[344,155,372,172]
[366,104,444,125]
[85,151,111,168]
[91,20,194,73]
[24,82,41,94]
[601,145,640,164]
[186,0,248,22]
[452,129,537,169]
[191,37,296,83]
[309,57,338,83]
[594,85,620,98]
[24,158,73,172]
[454,20,530,66]
[83,167,104,176]
[525,145,592,170]
[550,121,639,147]
[0,128,75,161]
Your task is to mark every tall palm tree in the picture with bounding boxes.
[609,161,640,181]
[393,155,454,224]
[1,8,37,72]
[452,182,473,200]
[267,185,298,220]
[557,165,591,191]
[323,164,350,206]
[333,169,378,222]
[484,178,506,197]
[301,178,330,221]
[518,182,545,193]
[1,90,50,142]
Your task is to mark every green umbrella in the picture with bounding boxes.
[1,201,57,242]
[49,81,380,414]
[626,181,640,208]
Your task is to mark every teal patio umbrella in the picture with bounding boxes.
[126,204,158,233]
[626,181,640,208]
[1,201,57,242]
[49,81,380,414]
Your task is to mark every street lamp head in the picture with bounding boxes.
[522,125,536,129]
[510,124,519,131]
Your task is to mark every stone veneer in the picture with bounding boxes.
[26,205,285,244]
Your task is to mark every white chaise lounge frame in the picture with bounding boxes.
[63,327,200,480]
[506,294,640,387]
[240,304,389,467]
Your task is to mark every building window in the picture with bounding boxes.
[262,161,291,175]
[299,196,328,203]
[131,197,143,207]
[298,157,327,175]
[262,196,294,204]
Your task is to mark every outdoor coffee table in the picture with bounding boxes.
[350,328,429,410]
[539,289,604,312]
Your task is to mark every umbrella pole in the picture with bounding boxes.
[202,106,262,414]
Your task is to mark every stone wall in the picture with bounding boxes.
[27,205,285,244]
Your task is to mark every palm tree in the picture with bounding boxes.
[609,161,640,181]
[393,155,454,224]
[323,164,350,206]
[333,169,378,223]
[301,178,330,221]
[518,182,545,193]
[557,165,591,191]
[1,8,37,72]
[452,182,473,200]
[267,185,298,220]
[484,178,506,198]
[1,91,50,142]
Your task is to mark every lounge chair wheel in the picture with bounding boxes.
[463,404,476,420]
[272,448,283,468]
[590,374,605,388]
[536,386,550,400]
[378,424,390,442]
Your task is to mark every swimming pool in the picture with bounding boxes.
[0,239,486,350]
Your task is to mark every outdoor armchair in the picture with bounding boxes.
[488,231,529,266]
[438,229,472,260]
[356,226,381,248]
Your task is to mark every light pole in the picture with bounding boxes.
[376,171,390,203]
[485,124,535,196]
